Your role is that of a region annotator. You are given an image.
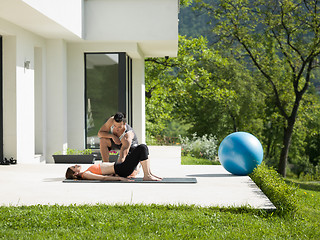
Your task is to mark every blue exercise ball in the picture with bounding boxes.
[218,132,263,175]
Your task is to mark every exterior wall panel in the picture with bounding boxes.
[0,0,178,163]
[22,0,83,38]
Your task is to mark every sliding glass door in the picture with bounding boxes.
[85,53,132,149]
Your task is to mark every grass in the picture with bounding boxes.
[181,155,220,165]
[285,178,320,191]
[0,187,319,239]
[1,158,319,239]
[249,163,298,213]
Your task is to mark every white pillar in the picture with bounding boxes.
[3,36,17,159]
[66,44,85,150]
[16,38,36,163]
[45,39,68,162]
[132,58,145,144]
[34,46,46,162]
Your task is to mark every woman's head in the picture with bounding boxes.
[65,165,82,179]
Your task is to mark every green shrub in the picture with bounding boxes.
[53,148,93,155]
[179,133,218,161]
[249,162,298,213]
[146,133,158,145]
[298,164,320,181]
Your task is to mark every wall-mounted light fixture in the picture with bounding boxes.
[24,60,30,70]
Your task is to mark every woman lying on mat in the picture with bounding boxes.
[65,144,162,182]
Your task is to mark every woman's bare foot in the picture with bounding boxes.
[143,174,162,181]
[128,170,139,178]
[151,173,162,180]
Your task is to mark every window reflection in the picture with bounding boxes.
[85,53,119,149]
[85,53,132,149]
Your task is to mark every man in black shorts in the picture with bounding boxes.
[98,112,139,163]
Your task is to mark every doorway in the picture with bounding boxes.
[84,53,132,149]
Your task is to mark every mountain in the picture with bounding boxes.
[178,4,214,43]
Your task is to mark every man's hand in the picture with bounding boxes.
[119,177,133,182]
[127,169,139,178]
[112,135,121,145]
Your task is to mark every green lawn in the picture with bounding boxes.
[0,186,319,239]
[181,155,220,165]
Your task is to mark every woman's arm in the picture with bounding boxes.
[82,171,131,182]
[118,131,133,163]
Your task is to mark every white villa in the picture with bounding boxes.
[0,0,179,163]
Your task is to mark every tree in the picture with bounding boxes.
[145,55,176,137]
[145,36,214,138]
[146,36,265,143]
[195,0,320,176]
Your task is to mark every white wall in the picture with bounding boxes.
[0,0,83,41]
[34,46,46,158]
[1,26,158,163]
[84,0,179,57]
[66,44,85,150]
[132,58,145,144]
[2,27,69,163]
[3,36,17,159]
[23,0,83,38]
[2,36,147,162]
[1,0,178,163]
[45,40,68,162]
[1,18,47,163]
[85,0,178,41]
[16,34,35,163]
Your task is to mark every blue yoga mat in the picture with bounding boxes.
[63,177,197,184]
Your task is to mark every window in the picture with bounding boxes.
[85,53,132,149]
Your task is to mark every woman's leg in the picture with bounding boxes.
[140,158,162,181]
[113,145,145,177]
[114,144,161,180]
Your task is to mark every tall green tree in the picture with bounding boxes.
[146,36,265,142]
[195,0,320,176]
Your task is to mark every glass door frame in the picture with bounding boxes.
[84,52,132,149]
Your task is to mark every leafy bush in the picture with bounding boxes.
[179,133,218,161]
[298,164,320,181]
[249,162,298,213]
[54,148,93,155]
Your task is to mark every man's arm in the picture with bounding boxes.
[98,118,121,144]
[98,117,111,137]
[117,131,134,163]
[97,117,112,138]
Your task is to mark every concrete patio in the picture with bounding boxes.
[0,146,275,209]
